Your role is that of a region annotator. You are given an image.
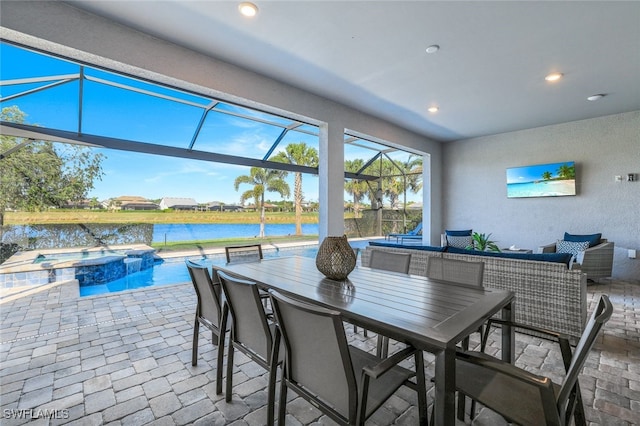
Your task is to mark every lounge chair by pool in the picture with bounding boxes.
[386,223,423,243]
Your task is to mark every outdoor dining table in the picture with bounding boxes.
[213,255,515,426]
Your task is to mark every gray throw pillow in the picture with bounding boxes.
[447,235,473,249]
[556,239,589,262]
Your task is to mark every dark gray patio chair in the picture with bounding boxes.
[369,249,412,274]
[426,256,484,287]
[225,243,263,264]
[425,256,486,418]
[225,243,271,306]
[269,289,427,426]
[364,250,412,356]
[215,270,281,425]
[454,294,612,426]
[427,256,485,348]
[186,260,225,394]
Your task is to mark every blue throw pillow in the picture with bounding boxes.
[564,232,601,248]
[445,229,473,236]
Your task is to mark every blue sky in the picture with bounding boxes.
[506,161,575,184]
[1,42,421,205]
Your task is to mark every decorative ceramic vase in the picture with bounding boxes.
[315,235,357,280]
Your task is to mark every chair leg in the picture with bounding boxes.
[216,326,226,395]
[356,375,371,426]
[192,318,199,366]
[277,381,288,426]
[353,324,368,338]
[569,384,587,426]
[376,336,389,358]
[225,342,235,402]
[415,351,428,426]
[457,393,466,421]
[267,331,281,426]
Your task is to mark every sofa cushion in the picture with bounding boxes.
[445,229,473,236]
[446,246,573,267]
[556,239,590,262]
[368,241,446,252]
[564,232,602,248]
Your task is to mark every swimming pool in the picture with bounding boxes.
[79,246,321,297]
[78,239,381,297]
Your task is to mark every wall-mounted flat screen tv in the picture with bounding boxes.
[506,161,576,198]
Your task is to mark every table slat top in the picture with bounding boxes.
[214,256,513,351]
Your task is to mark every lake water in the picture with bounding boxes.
[152,223,319,243]
[1,223,319,248]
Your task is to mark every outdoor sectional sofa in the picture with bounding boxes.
[362,242,588,341]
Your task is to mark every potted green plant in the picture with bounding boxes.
[466,232,501,252]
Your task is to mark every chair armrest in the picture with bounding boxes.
[537,242,557,253]
[576,241,614,265]
[483,319,574,370]
[363,346,417,379]
[456,350,554,391]
[485,318,569,342]
[456,351,549,386]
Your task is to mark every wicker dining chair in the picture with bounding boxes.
[453,295,613,426]
[215,270,281,425]
[186,260,226,394]
[269,289,427,426]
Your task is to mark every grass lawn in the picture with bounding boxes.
[3,210,321,254]
[4,210,320,225]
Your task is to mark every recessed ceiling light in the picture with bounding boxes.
[425,45,440,54]
[587,94,605,101]
[427,106,439,113]
[545,72,563,82]
[238,2,258,17]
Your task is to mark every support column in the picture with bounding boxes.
[318,122,345,241]
[422,153,432,245]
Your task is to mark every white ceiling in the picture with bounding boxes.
[68,1,640,142]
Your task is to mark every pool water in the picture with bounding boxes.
[79,246,321,297]
[78,240,381,297]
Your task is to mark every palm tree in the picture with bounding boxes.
[557,163,575,179]
[234,167,290,238]
[270,143,318,235]
[382,155,423,209]
[344,159,369,218]
[542,171,553,181]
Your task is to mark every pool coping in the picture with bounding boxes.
[0,244,155,274]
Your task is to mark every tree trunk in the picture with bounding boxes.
[294,172,302,235]
[259,195,265,238]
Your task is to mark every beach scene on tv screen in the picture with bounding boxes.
[506,161,576,198]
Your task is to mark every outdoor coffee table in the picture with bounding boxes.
[214,256,515,426]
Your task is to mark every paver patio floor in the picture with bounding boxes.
[1,275,639,425]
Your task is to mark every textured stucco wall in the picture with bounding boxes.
[443,111,640,280]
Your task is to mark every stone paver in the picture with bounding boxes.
[1,276,638,425]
